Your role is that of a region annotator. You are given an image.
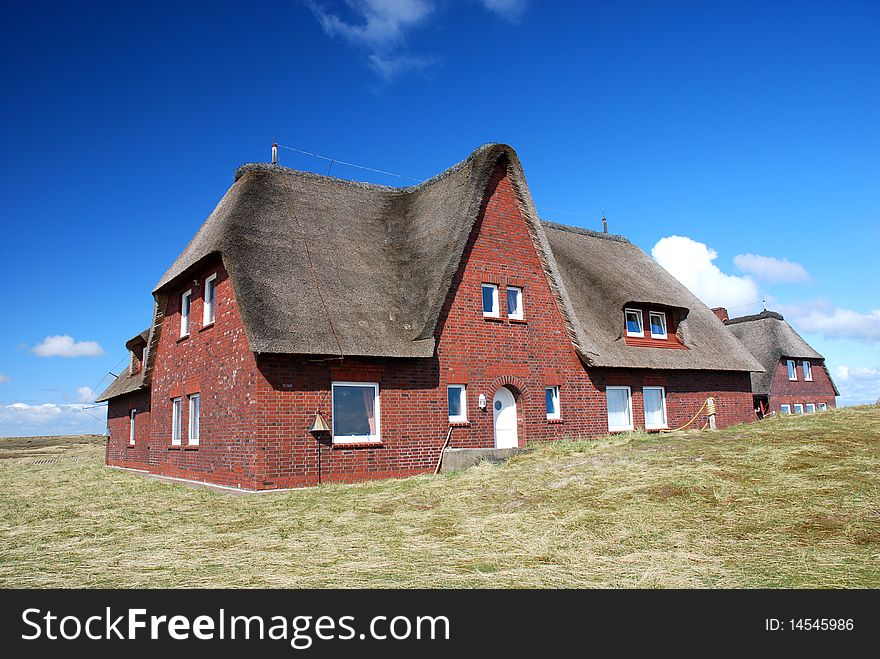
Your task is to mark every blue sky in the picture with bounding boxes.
[1,0,878,435]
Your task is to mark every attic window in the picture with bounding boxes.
[180,290,192,337]
[482,284,499,318]
[802,361,812,381]
[787,359,797,381]
[203,273,217,326]
[648,311,667,339]
[624,309,643,337]
[507,286,524,320]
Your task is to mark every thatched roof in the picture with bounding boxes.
[724,311,838,395]
[99,143,764,401]
[95,328,150,403]
[543,222,762,371]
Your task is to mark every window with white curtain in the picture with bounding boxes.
[643,386,667,429]
[203,273,217,325]
[507,286,523,320]
[188,394,200,445]
[802,361,812,381]
[545,386,560,420]
[793,403,804,415]
[447,384,467,423]
[171,397,183,445]
[787,360,797,381]
[129,409,136,445]
[606,386,633,431]
[332,382,381,443]
[180,290,192,337]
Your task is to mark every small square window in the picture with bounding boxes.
[818,403,827,412]
[171,397,183,445]
[624,309,643,337]
[204,273,217,326]
[188,394,200,445]
[447,385,468,423]
[648,312,667,339]
[780,404,791,415]
[793,403,804,415]
[805,403,816,414]
[180,290,192,337]
[545,386,560,420]
[787,360,797,381]
[482,284,499,317]
[802,361,812,381]
[507,286,524,320]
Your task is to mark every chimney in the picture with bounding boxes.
[712,307,729,323]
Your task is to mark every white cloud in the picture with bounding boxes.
[32,335,104,358]
[76,386,96,403]
[368,52,435,80]
[479,0,527,21]
[733,253,811,283]
[0,373,9,384]
[777,302,880,343]
[0,402,107,438]
[651,235,760,309]
[832,365,880,406]
[311,0,433,48]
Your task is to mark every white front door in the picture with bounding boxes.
[493,387,518,448]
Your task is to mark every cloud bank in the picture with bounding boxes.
[32,335,104,358]
[733,253,811,283]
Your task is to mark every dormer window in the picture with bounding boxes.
[787,359,797,381]
[482,283,499,317]
[802,361,812,381]
[624,308,643,337]
[649,311,667,339]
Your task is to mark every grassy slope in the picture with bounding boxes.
[0,408,878,588]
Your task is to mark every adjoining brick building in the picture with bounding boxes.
[98,143,762,490]
[721,310,838,417]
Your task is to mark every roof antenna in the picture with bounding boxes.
[602,209,608,233]
[762,297,767,311]
[271,137,278,165]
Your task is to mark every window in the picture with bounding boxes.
[545,386,560,420]
[606,386,633,431]
[780,404,791,415]
[643,386,668,430]
[180,290,192,337]
[171,397,183,445]
[482,284,499,317]
[142,346,147,368]
[787,359,797,381]
[447,384,468,423]
[802,360,812,381]
[818,403,827,412]
[648,312,668,339]
[203,273,217,325]
[507,286,524,320]
[624,309,643,337]
[793,403,804,415]
[332,382,380,444]
[188,394,200,445]
[129,409,136,445]
[805,403,816,414]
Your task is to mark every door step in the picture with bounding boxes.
[439,447,533,474]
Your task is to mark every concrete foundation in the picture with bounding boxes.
[439,447,533,474]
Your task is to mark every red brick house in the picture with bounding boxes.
[97,144,762,490]
[721,309,838,417]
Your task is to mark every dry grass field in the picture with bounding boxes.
[1,406,878,588]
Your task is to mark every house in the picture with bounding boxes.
[97,144,762,490]
[718,309,838,417]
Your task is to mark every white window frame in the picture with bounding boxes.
[180,289,192,337]
[507,286,524,320]
[331,381,381,444]
[606,385,634,432]
[780,404,791,415]
[643,386,668,430]
[203,273,217,326]
[188,394,200,445]
[818,403,827,412]
[481,283,499,318]
[802,360,812,381]
[447,384,468,424]
[648,311,668,339]
[805,403,816,414]
[142,346,147,368]
[545,386,561,420]
[793,403,804,415]
[171,397,183,445]
[624,308,644,337]
[129,409,136,445]
[787,359,797,381]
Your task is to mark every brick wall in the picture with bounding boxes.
[106,388,151,468]
[105,163,755,489]
[768,358,837,413]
